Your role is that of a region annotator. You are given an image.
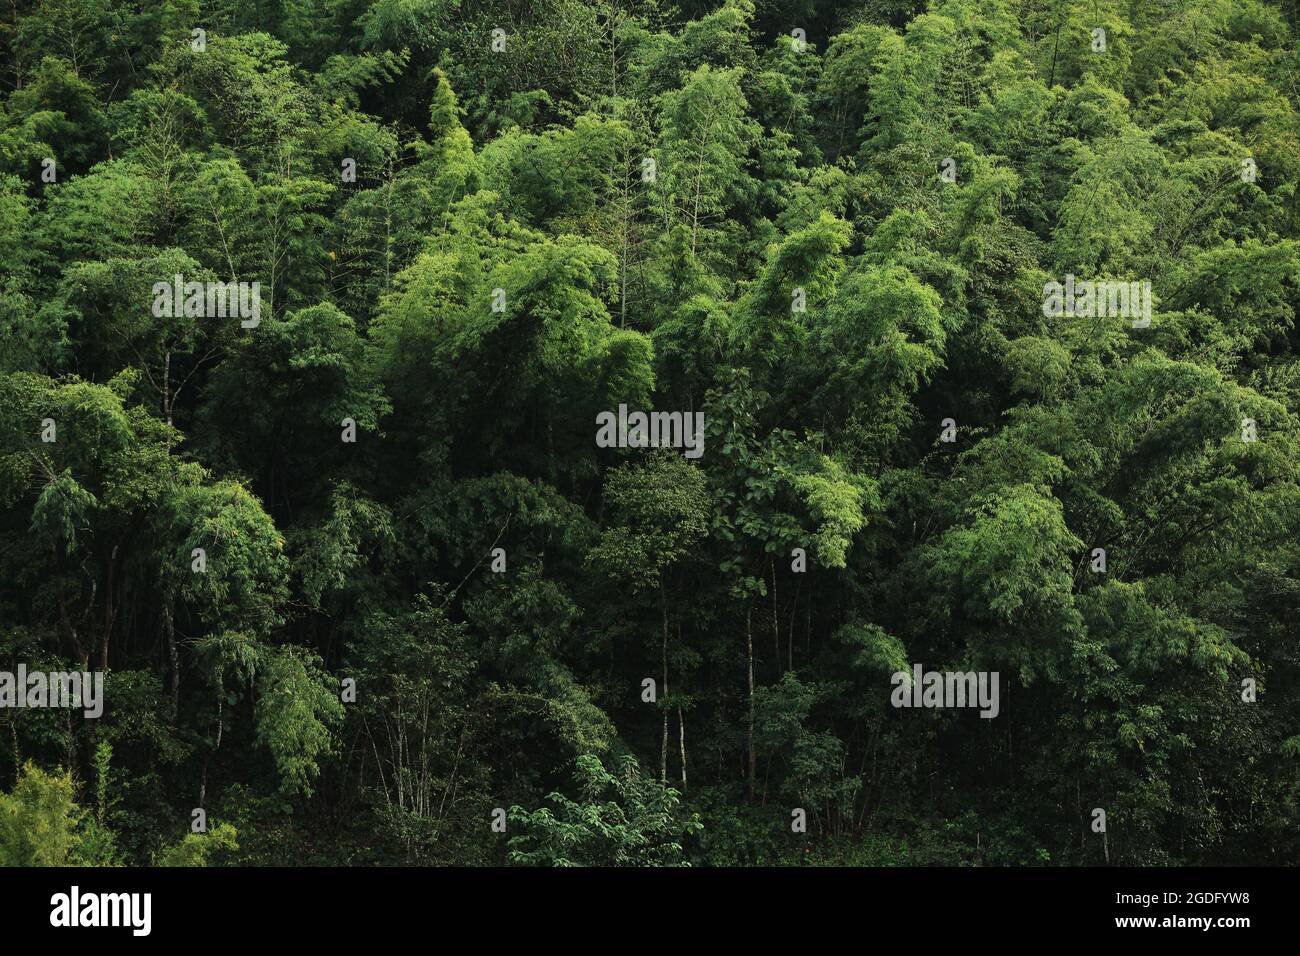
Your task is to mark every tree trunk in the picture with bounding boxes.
[677,705,687,791]
[746,603,755,800]
[771,557,779,678]
[165,603,179,721]
[163,349,172,427]
[788,576,801,672]
[660,582,669,783]
[620,172,630,327]
[100,544,118,671]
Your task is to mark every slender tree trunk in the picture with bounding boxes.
[58,593,88,668]
[660,581,669,783]
[100,544,117,670]
[771,557,779,677]
[677,705,686,791]
[620,170,630,327]
[688,117,718,257]
[609,13,617,99]
[1076,774,1084,853]
[384,170,395,289]
[746,603,755,800]
[788,576,801,672]
[1048,22,1061,89]
[164,602,179,721]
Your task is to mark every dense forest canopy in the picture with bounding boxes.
[0,0,1298,866]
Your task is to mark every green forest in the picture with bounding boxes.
[0,0,1297,867]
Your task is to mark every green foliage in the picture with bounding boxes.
[507,755,702,866]
[0,761,124,865]
[255,646,345,797]
[156,823,239,867]
[0,0,1296,869]
[0,762,81,865]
